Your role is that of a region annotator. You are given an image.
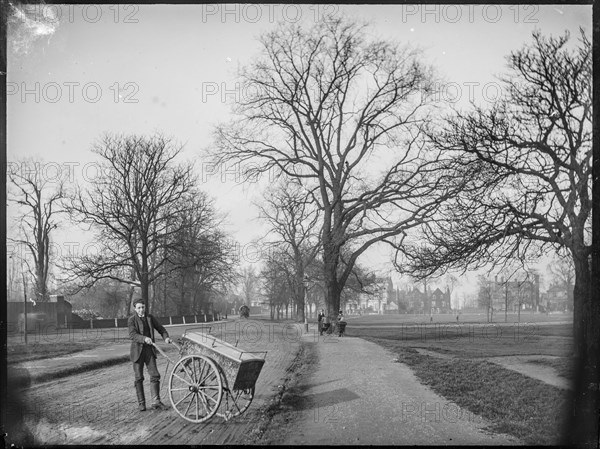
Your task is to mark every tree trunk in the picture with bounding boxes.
[298,280,306,322]
[566,253,598,446]
[326,281,342,321]
[179,279,185,316]
[323,243,342,319]
[141,279,150,314]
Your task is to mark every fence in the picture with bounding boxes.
[7,313,221,334]
[70,313,220,330]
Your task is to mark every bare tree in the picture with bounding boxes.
[257,179,321,321]
[260,247,294,320]
[63,133,203,313]
[8,158,66,301]
[443,274,459,309]
[212,18,458,318]
[477,276,495,322]
[163,193,236,315]
[240,266,258,308]
[402,30,593,444]
[546,253,575,309]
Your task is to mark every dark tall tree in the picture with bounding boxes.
[164,193,236,315]
[212,18,459,318]
[401,30,594,445]
[63,133,203,313]
[8,158,66,302]
[260,248,293,320]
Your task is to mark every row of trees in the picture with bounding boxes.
[209,19,594,444]
[7,135,236,316]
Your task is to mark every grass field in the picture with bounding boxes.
[347,311,572,325]
[6,327,130,363]
[346,316,573,445]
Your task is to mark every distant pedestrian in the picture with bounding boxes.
[318,309,326,335]
[337,313,347,337]
[456,314,459,322]
[128,299,172,412]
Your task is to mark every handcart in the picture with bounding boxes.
[153,327,267,423]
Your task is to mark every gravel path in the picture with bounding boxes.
[279,335,522,445]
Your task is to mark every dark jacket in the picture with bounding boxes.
[128,314,170,363]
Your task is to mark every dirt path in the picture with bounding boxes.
[262,335,522,445]
[485,355,572,390]
[8,321,305,446]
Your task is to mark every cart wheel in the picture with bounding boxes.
[216,387,255,420]
[169,355,223,423]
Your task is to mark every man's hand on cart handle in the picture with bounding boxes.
[144,337,172,344]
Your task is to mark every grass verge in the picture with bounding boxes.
[8,356,131,386]
[366,337,569,445]
[7,342,105,364]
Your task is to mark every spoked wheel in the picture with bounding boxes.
[169,355,223,423]
[216,387,255,420]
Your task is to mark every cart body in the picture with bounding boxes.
[180,331,266,390]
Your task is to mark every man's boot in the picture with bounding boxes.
[135,382,146,411]
[150,381,168,410]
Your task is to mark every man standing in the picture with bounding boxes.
[128,298,172,411]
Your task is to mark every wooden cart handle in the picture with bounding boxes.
[152,341,180,364]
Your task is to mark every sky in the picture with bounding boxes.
[6,3,592,305]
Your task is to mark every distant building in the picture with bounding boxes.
[7,295,72,333]
[430,287,452,313]
[357,277,393,314]
[405,287,426,313]
[541,285,571,312]
[478,274,540,312]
